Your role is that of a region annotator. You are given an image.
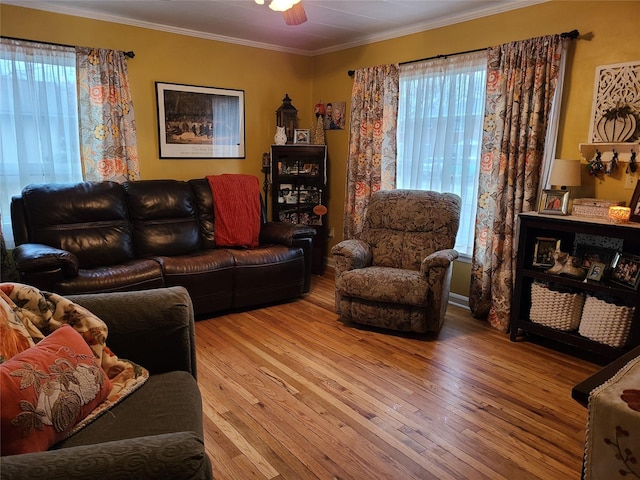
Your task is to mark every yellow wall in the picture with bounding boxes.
[2,1,639,298]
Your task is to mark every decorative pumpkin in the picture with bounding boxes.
[595,104,637,142]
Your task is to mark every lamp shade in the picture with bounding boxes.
[550,159,582,188]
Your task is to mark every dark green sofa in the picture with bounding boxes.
[1,286,213,480]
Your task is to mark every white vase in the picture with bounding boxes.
[274,126,287,145]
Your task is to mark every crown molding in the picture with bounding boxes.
[4,0,549,57]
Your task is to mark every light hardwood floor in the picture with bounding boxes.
[195,273,600,480]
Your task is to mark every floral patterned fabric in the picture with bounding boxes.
[76,47,140,182]
[344,64,399,239]
[332,190,460,333]
[0,325,112,455]
[584,355,640,479]
[0,283,148,452]
[469,35,568,332]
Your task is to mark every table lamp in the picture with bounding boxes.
[550,158,582,193]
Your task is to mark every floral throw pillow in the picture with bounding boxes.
[0,325,112,456]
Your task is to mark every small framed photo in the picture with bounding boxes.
[533,237,560,267]
[538,190,569,215]
[294,129,310,144]
[610,252,640,290]
[573,245,616,270]
[586,262,606,282]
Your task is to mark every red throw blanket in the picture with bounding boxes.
[207,174,261,248]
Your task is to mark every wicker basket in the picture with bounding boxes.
[530,282,585,331]
[578,295,635,348]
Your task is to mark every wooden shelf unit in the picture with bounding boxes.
[510,212,640,361]
[271,144,327,275]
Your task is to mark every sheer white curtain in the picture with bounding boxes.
[0,39,82,247]
[397,51,487,257]
[539,50,569,192]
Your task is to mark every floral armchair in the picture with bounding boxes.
[332,189,461,333]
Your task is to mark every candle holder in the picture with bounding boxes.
[608,206,631,223]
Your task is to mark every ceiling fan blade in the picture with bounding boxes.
[282,2,307,25]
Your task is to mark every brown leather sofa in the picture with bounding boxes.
[10,178,316,317]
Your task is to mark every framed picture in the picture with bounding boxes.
[610,252,640,290]
[630,180,640,222]
[156,82,245,159]
[533,237,560,267]
[573,245,616,270]
[538,190,569,215]
[294,129,310,144]
[586,262,606,282]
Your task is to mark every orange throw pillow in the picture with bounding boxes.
[1,325,112,456]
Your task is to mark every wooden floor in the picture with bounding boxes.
[195,273,600,480]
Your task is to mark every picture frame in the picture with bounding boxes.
[294,129,310,144]
[573,245,616,270]
[155,82,245,159]
[630,180,640,222]
[610,252,640,290]
[532,237,561,267]
[586,262,606,282]
[538,190,570,215]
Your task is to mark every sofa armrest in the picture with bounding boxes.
[259,221,316,246]
[12,243,79,290]
[67,286,197,379]
[331,239,373,274]
[0,432,212,480]
[260,222,317,292]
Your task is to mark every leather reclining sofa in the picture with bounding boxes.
[10,178,316,317]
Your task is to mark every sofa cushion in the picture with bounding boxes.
[156,250,235,314]
[56,371,203,448]
[55,259,165,295]
[124,180,201,257]
[336,266,428,307]
[1,325,112,456]
[20,182,135,268]
[231,245,305,308]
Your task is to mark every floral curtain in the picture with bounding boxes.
[344,64,399,239]
[76,48,140,182]
[469,34,568,332]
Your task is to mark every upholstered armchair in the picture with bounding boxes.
[332,190,461,333]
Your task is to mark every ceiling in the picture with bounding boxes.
[6,0,545,55]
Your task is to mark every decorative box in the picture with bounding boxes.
[572,198,624,219]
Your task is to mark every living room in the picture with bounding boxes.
[1,1,639,479]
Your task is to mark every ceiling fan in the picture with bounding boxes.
[255,0,308,26]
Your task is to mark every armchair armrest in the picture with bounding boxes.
[67,286,197,378]
[12,243,79,290]
[259,221,316,246]
[0,432,212,480]
[420,248,459,274]
[331,239,373,274]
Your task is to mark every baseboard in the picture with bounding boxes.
[449,292,469,310]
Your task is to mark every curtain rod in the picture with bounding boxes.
[347,29,579,77]
[0,35,135,58]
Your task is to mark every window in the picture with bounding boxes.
[396,51,487,258]
[0,39,82,248]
